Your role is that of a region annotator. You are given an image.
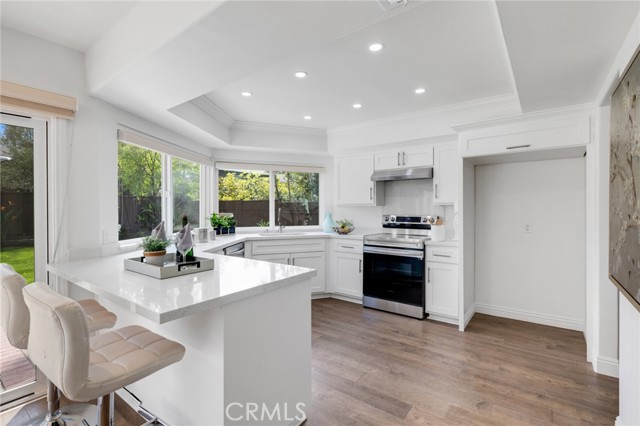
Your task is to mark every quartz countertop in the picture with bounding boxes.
[48,250,317,324]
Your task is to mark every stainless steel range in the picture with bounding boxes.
[363,215,432,319]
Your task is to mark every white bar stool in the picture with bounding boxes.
[23,283,185,426]
[0,264,117,426]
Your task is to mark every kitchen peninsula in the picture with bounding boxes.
[47,250,316,426]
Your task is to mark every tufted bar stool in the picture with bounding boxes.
[23,282,186,426]
[0,264,117,426]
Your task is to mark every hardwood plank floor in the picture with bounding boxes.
[2,298,617,426]
[306,298,618,426]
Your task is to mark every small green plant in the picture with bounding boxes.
[219,216,231,228]
[210,213,223,228]
[140,236,170,252]
[226,217,236,227]
[256,219,270,228]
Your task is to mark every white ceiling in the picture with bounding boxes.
[1,0,638,149]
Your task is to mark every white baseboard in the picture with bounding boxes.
[329,294,363,304]
[595,355,619,378]
[463,306,475,329]
[311,293,332,300]
[426,313,458,326]
[474,303,584,331]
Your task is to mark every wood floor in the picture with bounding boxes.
[306,298,618,426]
[2,299,618,426]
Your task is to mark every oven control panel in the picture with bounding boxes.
[382,215,432,229]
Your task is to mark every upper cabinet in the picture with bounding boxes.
[374,146,434,171]
[458,114,590,161]
[433,144,459,206]
[336,154,384,206]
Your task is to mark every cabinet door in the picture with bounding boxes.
[333,253,363,298]
[433,145,459,205]
[426,262,458,318]
[252,253,291,265]
[336,154,382,206]
[403,146,434,168]
[374,150,402,170]
[292,252,326,294]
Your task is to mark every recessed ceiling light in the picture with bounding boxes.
[369,43,384,52]
[415,87,426,94]
[303,115,312,120]
[294,71,308,78]
[353,103,363,109]
[241,91,252,97]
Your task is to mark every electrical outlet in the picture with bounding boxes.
[524,222,532,233]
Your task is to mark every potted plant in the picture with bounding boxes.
[219,216,230,234]
[210,213,223,235]
[140,236,170,266]
[227,217,237,234]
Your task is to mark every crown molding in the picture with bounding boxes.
[451,101,596,133]
[231,120,327,137]
[191,95,234,127]
[327,93,521,136]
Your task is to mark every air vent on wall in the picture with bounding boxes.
[376,0,408,11]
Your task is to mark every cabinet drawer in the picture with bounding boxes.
[332,239,363,254]
[426,246,458,264]
[252,238,326,255]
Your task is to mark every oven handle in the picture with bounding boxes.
[363,245,424,259]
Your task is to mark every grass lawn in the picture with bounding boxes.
[0,246,35,282]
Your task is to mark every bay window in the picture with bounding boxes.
[118,129,210,241]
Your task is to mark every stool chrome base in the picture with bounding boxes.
[14,404,97,426]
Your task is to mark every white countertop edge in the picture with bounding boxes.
[47,262,317,324]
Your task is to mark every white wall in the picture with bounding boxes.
[474,157,586,331]
[1,28,330,257]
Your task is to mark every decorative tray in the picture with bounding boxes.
[124,254,214,279]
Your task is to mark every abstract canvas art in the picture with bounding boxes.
[610,49,640,313]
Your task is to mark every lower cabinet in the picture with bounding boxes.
[331,240,363,300]
[425,245,459,322]
[251,240,327,294]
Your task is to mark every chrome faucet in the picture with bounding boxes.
[277,207,286,233]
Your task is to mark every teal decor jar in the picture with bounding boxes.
[322,212,336,233]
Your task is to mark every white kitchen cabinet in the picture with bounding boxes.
[425,245,459,322]
[336,154,384,206]
[252,239,326,293]
[333,252,363,299]
[459,114,590,159]
[433,144,459,206]
[331,239,363,299]
[374,146,434,170]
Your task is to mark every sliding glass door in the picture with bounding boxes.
[0,113,47,406]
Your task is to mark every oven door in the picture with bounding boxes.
[363,245,425,309]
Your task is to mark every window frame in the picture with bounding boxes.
[214,162,325,232]
[117,130,214,245]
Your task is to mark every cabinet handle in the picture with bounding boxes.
[402,151,406,165]
[287,258,290,265]
[292,258,295,265]
[397,152,401,166]
[359,259,362,273]
[370,187,373,200]
[427,267,431,283]
[435,183,438,199]
[433,253,451,258]
[506,144,531,150]
[341,245,355,249]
